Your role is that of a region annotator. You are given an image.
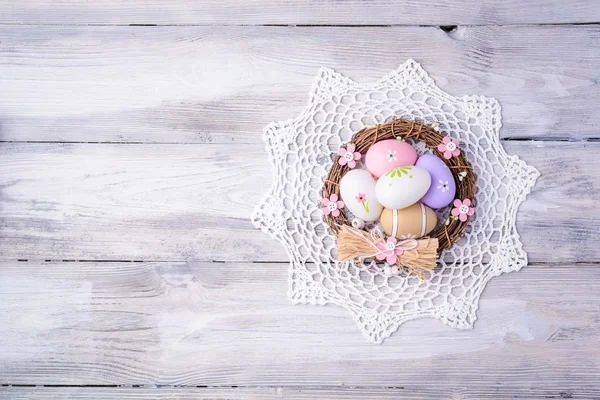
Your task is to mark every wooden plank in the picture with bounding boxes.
[0,141,597,262]
[1,386,598,400]
[1,0,599,25]
[0,260,598,391]
[1,25,599,143]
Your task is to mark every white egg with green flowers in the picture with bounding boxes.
[375,166,431,210]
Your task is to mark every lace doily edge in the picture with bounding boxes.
[252,61,542,344]
[260,59,503,142]
[287,252,535,344]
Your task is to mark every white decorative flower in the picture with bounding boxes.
[445,141,457,152]
[387,150,397,162]
[437,180,449,192]
[351,218,365,229]
[399,233,417,239]
[383,265,400,277]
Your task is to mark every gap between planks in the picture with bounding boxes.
[1,137,599,145]
[8,260,600,266]
[0,386,588,400]
[0,22,599,27]
[1,0,600,26]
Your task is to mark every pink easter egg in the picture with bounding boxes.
[365,139,418,178]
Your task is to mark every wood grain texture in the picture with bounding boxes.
[1,25,599,143]
[1,386,598,400]
[2,0,599,25]
[1,9,598,397]
[0,141,597,262]
[0,260,598,391]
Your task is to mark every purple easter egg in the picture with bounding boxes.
[415,154,456,209]
[365,139,417,178]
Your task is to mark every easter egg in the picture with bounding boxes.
[375,166,431,210]
[415,154,456,209]
[365,139,418,178]
[339,169,383,222]
[380,203,437,239]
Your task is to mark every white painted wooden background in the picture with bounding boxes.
[1,1,599,399]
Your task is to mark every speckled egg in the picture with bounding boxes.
[415,154,456,209]
[375,166,431,210]
[365,139,418,178]
[339,169,383,222]
[380,203,437,239]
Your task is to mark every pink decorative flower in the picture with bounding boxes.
[337,144,362,168]
[437,136,461,159]
[375,237,404,264]
[321,194,344,217]
[451,198,475,222]
[355,193,367,202]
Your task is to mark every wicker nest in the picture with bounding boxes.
[322,118,476,256]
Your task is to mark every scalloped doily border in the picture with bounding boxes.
[252,60,540,343]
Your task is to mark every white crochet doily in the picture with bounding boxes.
[252,60,540,343]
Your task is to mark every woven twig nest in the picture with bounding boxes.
[322,118,476,272]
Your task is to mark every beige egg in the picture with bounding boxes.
[380,203,437,239]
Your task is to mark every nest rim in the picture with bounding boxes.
[322,118,476,255]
